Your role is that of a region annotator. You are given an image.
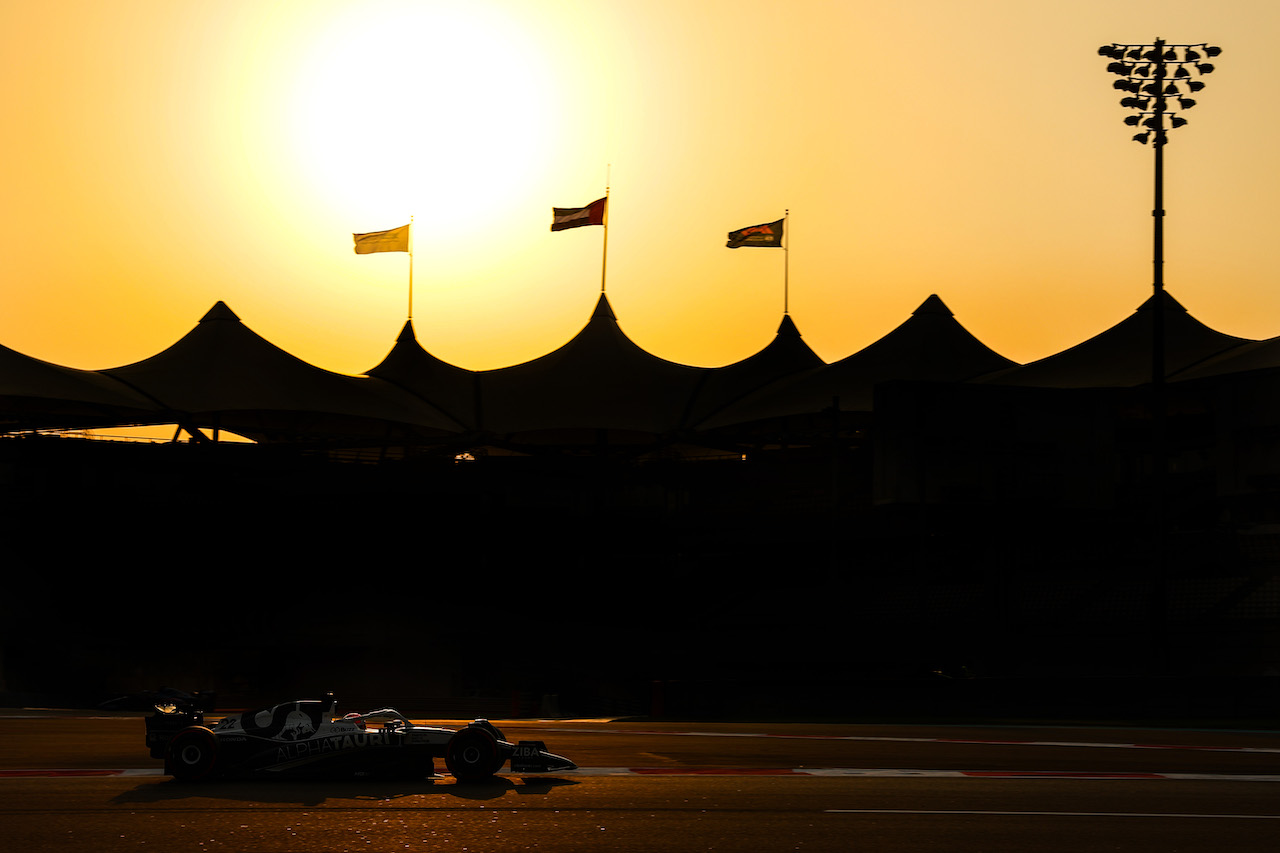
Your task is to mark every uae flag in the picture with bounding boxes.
[551,197,607,231]
[726,218,784,248]
[353,224,410,254]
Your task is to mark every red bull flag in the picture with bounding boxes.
[353,224,410,254]
[726,218,784,248]
[551,197,607,231]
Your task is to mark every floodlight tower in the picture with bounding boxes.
[1099,39,1221,674]
[1098,38,1221,387]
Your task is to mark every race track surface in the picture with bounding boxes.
[4,713,1280,852]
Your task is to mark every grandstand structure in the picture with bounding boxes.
[3,288,1280,512]
[2,289,1279,706]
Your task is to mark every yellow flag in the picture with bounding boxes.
[353,224,410,254]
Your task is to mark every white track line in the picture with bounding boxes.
[544,727,1280,755]
[827,808,1280,819]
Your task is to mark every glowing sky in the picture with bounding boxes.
[2,0,1277,374]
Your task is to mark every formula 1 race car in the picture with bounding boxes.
[145,695,576,782]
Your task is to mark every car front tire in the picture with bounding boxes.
[445,726,501,782]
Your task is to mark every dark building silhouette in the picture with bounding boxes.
[2,290,1277,716]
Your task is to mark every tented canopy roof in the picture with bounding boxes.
[365,320,478,431]
[476,293,708,440]
[0,342,158,431]
[682,313,825,428]
[103,302,460,441]
[1170,335,1280,382]
[8,288,1278,448]
[973,291,1251,388]
[699,294,1015,428]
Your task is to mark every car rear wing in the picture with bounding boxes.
[145,703,206,759]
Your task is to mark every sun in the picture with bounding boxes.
[281,1,559,240]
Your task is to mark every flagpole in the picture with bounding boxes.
[407,217,414,320]
[600,169,611,294]
[783,209,790,315]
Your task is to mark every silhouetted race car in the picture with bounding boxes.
[145,695,576,782]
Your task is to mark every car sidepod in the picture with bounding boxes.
[259,726,435,778]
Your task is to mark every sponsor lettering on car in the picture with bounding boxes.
[275,731,399,762]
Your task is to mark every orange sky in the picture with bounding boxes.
[2,0,1278,374]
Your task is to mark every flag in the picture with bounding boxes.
[353,224,410,254]
[726,218,784,249]
[551,197,607,231]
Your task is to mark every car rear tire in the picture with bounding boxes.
[168,727,218,782]
[445,727,501,782]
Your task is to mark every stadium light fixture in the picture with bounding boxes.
[1097,37,1222,387]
